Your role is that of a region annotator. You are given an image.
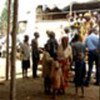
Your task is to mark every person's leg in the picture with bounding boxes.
[32,63,34,78]
[52,89,57,100]
[75,87,78,96]
[85,51,94,85]
[33,64,36,78]
[44,77,47,93]
[35,62,38,77]
[22,61,25,78]
[25,69,28,78]
[61,87,65,94]
[23,60,29,78]
[22,68,25,78]
[81,85,84,97]
[32,61,37,78]
[48,77,52,94]
[95,52,99,85]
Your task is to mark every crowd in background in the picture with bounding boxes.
[19,11,100,99]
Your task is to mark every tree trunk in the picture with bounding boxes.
[10,0,18,100]
[6,0,11,81]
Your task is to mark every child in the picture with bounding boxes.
[42,44,53,94]
[74,52,86,97]
[20,35,30,78]
[51,60,64,99]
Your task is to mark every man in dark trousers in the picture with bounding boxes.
[84,28,99,86]
[31,32,40,78]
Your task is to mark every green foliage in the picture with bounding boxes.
[0,7,8,24]
[0,1,8,34]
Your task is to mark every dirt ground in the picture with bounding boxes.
[0,77,99,100]
[0,58,99,100]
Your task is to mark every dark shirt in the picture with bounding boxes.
[31,38,40,61]
[47,38,58,59]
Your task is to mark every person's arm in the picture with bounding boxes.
[70,46,73,63]
[84,37,87,47]
[83,40,88,60]
[31,39,33,49]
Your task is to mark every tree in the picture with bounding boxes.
[10,0,18,100]
[0,0,13,81]
[0,3,8,34]
[0,1,13,35]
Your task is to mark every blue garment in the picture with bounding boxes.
[97,37,100,50]
[97,37,100,83]
[85,33,99,51]
[85,50,99,84]
[85,33,99,85]
[74,60,86,87]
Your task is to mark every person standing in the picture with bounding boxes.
[42,44,53,94]
[71,34,86,65]
[84,28,99,86]
[20,35,30,78]
[46,31,58,60]
[69,23,86,97]
[51,60,64,99]
[57,36,73,93]
[31,32,40,78]
[74,52,86,97]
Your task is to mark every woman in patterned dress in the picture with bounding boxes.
[57,36,73,92]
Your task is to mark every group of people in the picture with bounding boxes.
[20,32,40,79]
[19,11,100,99]
[43,30,99,99]
[42,31,72,99]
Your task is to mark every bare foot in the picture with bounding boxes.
[80,95,84,98]
[0,82,5,85]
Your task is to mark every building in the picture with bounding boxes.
[36,1,100,21]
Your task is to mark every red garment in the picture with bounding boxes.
[58,59,70,88]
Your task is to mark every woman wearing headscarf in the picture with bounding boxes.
[57,36,73,93]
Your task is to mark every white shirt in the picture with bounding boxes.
[20,42,30,60]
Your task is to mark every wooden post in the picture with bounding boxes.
[10,0,18,100]
[6,0,11,81]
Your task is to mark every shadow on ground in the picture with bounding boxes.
[0,77,99,100]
